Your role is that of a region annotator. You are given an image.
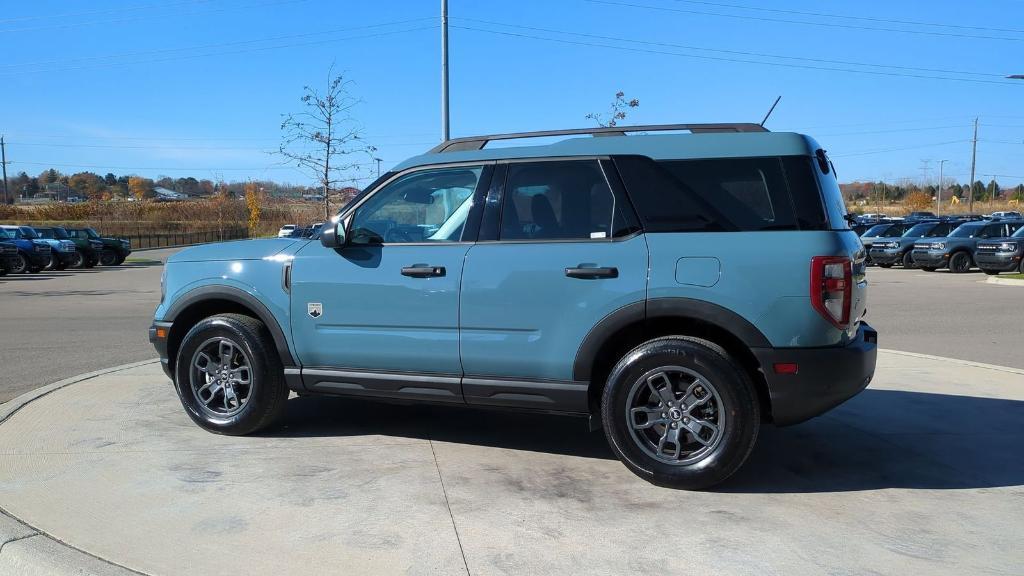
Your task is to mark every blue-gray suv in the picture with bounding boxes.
[151,124,877,489]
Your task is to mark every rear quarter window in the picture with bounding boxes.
[612,155,828,232]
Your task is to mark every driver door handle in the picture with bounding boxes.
[565,266,618,279]
[401,265,446,278]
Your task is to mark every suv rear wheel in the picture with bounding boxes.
[69,251,84,268]
[99,250,117,266]
[601,337,759,489]
[10,253,27,274]
[901,251,915,268]
[174,313,288,435]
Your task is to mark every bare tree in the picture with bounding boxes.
[279,66,375,219]
[587,91,640,128]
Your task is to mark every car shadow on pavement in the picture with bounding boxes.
[270,389,1024,492]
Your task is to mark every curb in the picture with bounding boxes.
[985,276,1024,287]
[880,348,1024,376]
[0,359,159,576]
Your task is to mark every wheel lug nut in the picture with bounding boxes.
[670,423,678,429]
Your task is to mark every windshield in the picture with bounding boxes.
[35,228,56,239]
[863,223,892,237]
[51,227,70,239]
[0,228,17,239]
[18,227,39,239]
[902,223,935,237]
[1012,226,1024,238]
[950,223,984,238]
[84,228,101,239]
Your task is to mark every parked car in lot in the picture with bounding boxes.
[912,220,1024,272]
[62,228,105,268]
[904,211,938,221]
[277,225,297,238]
[66,227,132,265]
[986,211,1022,220]
[974,225,1024,275]
[868,219,962,268]
[31,227,79,270]
[0,225,51,273]
[0,240,19,275]
[860,220,913,261]
[150,123,877,490]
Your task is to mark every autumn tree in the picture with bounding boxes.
[587,91,640,128]
[244,181,264,237]
[279,66,376,219]
[905,190,932,211]
[68,172,106,200]
[128,176,154,200]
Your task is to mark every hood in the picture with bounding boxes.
[168,238,300,263]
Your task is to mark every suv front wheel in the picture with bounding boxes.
[174,314,288,435]
[601,337,759,490]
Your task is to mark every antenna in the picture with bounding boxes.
[760,95,782,127]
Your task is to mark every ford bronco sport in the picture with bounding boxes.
[151,124,877,489]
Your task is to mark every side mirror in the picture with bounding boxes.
[320,220,346,248]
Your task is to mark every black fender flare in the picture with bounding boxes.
[163,285,296,366]
[572,297,771,382]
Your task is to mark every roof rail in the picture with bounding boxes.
[428,123,769,153]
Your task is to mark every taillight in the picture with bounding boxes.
[810,256,852,329]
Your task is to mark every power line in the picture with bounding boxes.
[456,17,1003,78]
[0,0,308,34]
[831,139,971,158]
[451,25,1024,85]
[7,160,381,171]
[0,0,213,24]
[666,0,1024,35]
[586,0,1024,42]
[0,17,435,70]
[0,25,439,76]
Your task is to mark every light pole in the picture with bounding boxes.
[441,0,450,142]
[374,158,382,178]
[937,160,948,215]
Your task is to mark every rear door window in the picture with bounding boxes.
[612,155,827,232]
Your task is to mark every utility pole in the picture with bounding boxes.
[968,117,978,213]
[0,136,8,204]
[937,160,948,215]
[441,0,450,142]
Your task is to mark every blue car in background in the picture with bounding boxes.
[0,225,51,274]
[150,123,877,489]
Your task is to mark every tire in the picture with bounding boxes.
[42,254,56,271]
[949,251,972,274]
[921,267,938,272]
[114,254,127,266]
[174,313,288,435]
[99,250,117,266]
[601,336,759,490]
[878,263,893,268]
[84,254,98,268]
[901,251,916,269]
[1019,259,1024,274]
[69,251,84,268]
[11,253,28,274]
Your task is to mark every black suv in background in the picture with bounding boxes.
[868,219,964,268]
[860,220,913,262]
[975,225,1024,275]
[913,220,1024,272]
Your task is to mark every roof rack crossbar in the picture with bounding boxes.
[428,123,769,153]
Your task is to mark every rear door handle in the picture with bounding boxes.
[565,266,618,279]
[401,265,446,278]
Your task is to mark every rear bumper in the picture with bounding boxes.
[149,321,174,379]
[975,253,1021,271]
[753,323,878,426]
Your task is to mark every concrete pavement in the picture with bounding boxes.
[1,351,1021,575]
[0,247,179,403]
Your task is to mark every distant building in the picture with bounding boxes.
[153,187,188,201]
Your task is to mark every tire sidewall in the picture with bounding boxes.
[100,250,117,266]
[174,316,278,434]
[950,252,970,273]
[70,252,84,268]
[12,253,27,274]
[902,251,915,268]
[601,339,758,489]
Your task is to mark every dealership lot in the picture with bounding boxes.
[1,249,1023,574]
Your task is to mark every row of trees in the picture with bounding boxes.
[3,168,317,203]
[841,180,1024,204]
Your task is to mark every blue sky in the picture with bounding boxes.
[3,0,1023,188]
